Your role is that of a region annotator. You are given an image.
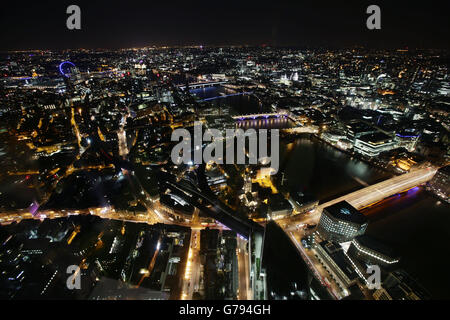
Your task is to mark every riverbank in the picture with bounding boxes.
[312,134,400,176]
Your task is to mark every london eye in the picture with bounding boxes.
[58,61,76,78]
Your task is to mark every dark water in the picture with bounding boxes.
[279,137,392,202]
[237,117,295,130]
[362,188,450,299]
[281,138,450,298]
[191,86,265,115]
[280,138,449,298]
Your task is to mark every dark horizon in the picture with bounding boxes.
[1,0,449,51]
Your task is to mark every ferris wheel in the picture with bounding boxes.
[58,61,76,78]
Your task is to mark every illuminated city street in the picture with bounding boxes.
[0,1,448,306]
[237,236,251,300]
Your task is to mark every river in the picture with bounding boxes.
[191,85,450,299]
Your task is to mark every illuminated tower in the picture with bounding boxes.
[316,201,368,243]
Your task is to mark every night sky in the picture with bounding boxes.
[0,0,449,50]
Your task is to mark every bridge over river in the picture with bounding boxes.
[284,166,438,230]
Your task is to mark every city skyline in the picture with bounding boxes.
[1,1,449,51]
[0,1,449,306]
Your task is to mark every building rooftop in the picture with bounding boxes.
[437,165,450,175]
[323,200,367,225]
[319,241,359,282]
[353,235,399,259]
[269,193,292,212]
[358,132,393,145]
[345,121,375,134]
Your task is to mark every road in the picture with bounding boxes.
[117,127,128,157]
[277,166,438,299]
[237,237,251,300]
[282,166,437,232]
[181,228,201,300]
[319,167,437,211]
[288,230,344,300]
[137,237,161,287]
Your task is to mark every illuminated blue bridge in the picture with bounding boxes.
[201,91,253,101]
[232,112,289,121]
[177,80,228,90]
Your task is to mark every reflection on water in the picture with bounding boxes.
[191,86,264,114]
[194,85,448,298]
[362,187,450,299]
[190,86,226,99]
[237,117,295,129]
[281,137,449,298]
[279,137,392,202]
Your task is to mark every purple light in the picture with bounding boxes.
[58,61,76,78]
[29,201,39,216]
[396,133,420,138]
